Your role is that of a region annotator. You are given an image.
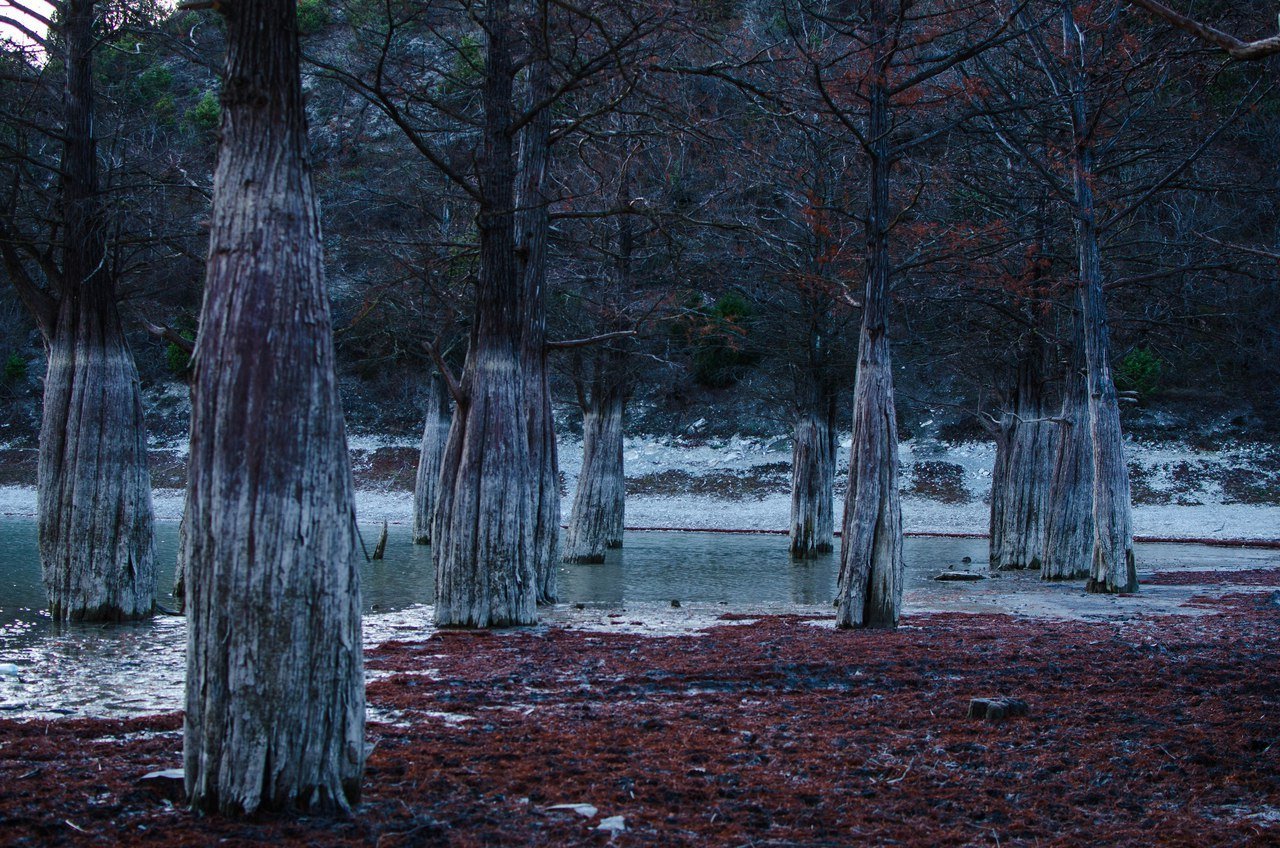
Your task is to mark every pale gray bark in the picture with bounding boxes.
[183,0,364,815]
[35,0,155,622]
[836,329,903,629]
[789,406,836,559]
[1078,236,1137,593]
[1041,336,1093,581]
[432,0,538,627]
[834,13,903,629]
[989,344,1054,572]
[564,391,626,563]
[1065,9,1137,594]
[412,372,450,545]
[516,43,560,605]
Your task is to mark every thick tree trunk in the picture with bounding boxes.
[789,402,836,559]
[37,0,155,622]
[516,41,559,605]
[432,0,538,627]
[183,0,364,815]
[412,372,450,545]
[1066,28,1137,594]
[1078,233,1137,593]
[988,340,1054,572]
[563,390,626,563]
[836,327,903,628]
[1041,330,1093,581]
[835,24,903,629]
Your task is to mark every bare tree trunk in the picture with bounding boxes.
[183,0,364,815]
[564,388,625,563]
[516,30,560,605]
[989,339,1054,571]
[1078,229,1137,593]
[1066,17,1137,594]
[789,399,836,559]
[37,0,155,622]
[412,371,450,545]
[172,505,189,612]
[835,29,903,629]
[432,0,538,627]
[1041,327,1093,581]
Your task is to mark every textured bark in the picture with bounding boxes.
[835,16,903,630]
[989,340,1054,572]
[564,390,626,564]
[412,372,450,545]
[432,0,538,627]
[789,403,837,559]
[183,0,364,816]
[36,0,155,622]
[172,505,189,612]
[1066,12,1137,595]
[1041,332,1093,581]
[1078,238,1137,593]
[516,39,560,605]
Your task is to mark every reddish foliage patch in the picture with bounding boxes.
[1145,569,1280,586]
[3,597,1279,846]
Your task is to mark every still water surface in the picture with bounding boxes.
[1,518,1276,718]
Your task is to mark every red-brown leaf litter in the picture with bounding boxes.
[2,594,1278,846]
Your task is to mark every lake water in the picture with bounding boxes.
[1,517,1277,719]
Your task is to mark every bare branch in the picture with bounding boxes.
[422,339,466,407]
[1129,0,1280,61]
[546,329,636,351]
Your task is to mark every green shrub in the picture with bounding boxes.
[152,93,177,127]
[297,0,332,35]
[2,353,27,384]
[688,292,760,388]
[165,332,196,377]
[186,90,221,134]
[135,65,173,102]
[1115,347,1163,400]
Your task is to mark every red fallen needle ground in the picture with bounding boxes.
[1,592,1278,846]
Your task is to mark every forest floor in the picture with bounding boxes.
[2,589,1279,846]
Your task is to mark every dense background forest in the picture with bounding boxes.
[0,0,1276,448]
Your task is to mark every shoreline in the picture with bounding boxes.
[2,484,1279,548]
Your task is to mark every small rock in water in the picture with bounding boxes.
[670,599,681,608]
[961,556,973,564]
[597,815,626,834]
[546,803,598,818]
[967,697,1029,721]
[574,603,585,610]
[935,571,986,582]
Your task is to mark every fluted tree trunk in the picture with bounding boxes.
[432,0,538,627]
[1066,12,1137,594]
[835,26,903,629]
[989,337,1054,572]
[564,386,626,563]
[6,0,157,622]
[413,371,451,545]
[516,39,560,604]
[1042,325,1093,581]
[183,0,364,815]
[789,394,837,559]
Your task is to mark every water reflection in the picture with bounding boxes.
[1,518,1277,719]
